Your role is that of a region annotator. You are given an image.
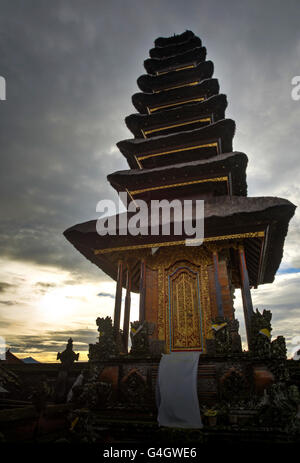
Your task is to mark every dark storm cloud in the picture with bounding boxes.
[35,282,58,289]
[0,317,23,329]
[34,281,60,294]
[0,0,300,276]
[7,328,97,353]
[0,282,15,292]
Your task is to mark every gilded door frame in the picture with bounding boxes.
[168,265,204,352]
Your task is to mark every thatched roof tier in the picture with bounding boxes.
[144,47,206,75]
[154,30,195,48]
[150,36,202,59]
[126,94,227,138]
[132,78,219,114]
[137,60,213,93]
[108,152,247,199]
[64,197,296,291]
[117,119,235,169]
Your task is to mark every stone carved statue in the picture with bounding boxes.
[55,338,79,403]
[250,309,272,357]
[229,318,242,353]
[57,338,79,370]
[130,321,154,357]
[250,309,288,361]
[79,367,112,409]
[213,318,231,354]
[220,367,249,403]
[209,317,242,355]
[120,369,150,407]
[257,382,300,431]
[88,316,119,361]
[271,335,287,359]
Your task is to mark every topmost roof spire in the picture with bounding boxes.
[154,30,195,48]
[150,34,201,59]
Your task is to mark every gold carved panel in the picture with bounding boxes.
[106,244,219,352]
[146,245,214,353]
[169,267,203,351]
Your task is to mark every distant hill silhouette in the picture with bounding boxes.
[21,357,40,364]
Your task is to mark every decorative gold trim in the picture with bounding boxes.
[135,156,143,169]
[136,142,218,163]
[125,188,139,209]
[205,231,265,242]
[93,231,265,255]
[142,117,211,137]
[130,176,228,195]
[153,81,199,94]
[148,97,205,113]
[156,64,195,76]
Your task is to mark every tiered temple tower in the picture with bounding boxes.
[64,31,295,355]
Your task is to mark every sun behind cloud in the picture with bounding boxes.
[0,257,139,362]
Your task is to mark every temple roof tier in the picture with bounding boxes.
[137,60,213,93]
[125,94,227,138]
[117,119,235,169]
[107,152,248,200]
[63,197,296,292]
[144,47,206,75]
[149,36,202,59]
[154,30,195,48]
[132,78,219,114]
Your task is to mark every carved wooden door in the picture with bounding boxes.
[168,265,203,351]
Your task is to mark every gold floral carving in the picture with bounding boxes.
[144,245,214,353]
[169,269,202,350]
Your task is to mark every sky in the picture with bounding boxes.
[0,0,300,362]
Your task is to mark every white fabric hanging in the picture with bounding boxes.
[157,351,203,428]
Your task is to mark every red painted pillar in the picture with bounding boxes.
[123,268,131,352]
[114,260,123,335]
[139,260,146,323]
[212,251,224,319]
[238,245,254,348]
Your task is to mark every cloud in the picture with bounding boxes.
[6,328,98,354]
[235,272,300,357]
[34,281,60,294]
[97,292,115,299]
[0,300,17,306]
[35,282,58,288]
[0,282,15,293]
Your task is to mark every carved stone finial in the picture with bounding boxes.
[208,316,242,355]
[271,335,287,359]
[89,316,120,361]
[130,321,153,357]
[250,308,272,357]
[57,338,79,370]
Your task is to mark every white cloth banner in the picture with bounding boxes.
[157,351,203,428]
